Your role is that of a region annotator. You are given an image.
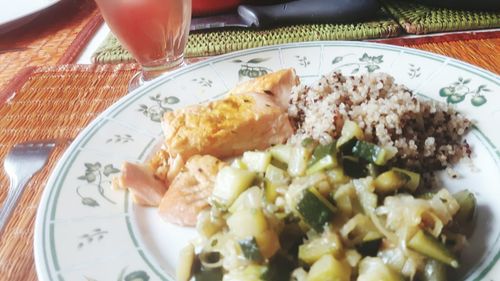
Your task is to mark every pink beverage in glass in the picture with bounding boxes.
[95,0,191,81]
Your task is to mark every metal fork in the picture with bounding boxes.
[0,140,56,233]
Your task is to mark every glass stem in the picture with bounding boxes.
[141,55,185,81]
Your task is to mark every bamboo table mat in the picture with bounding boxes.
[92,8,402,63]
[0,37,498,279]
[0,64,139,280]
[91,0,500,63]
[0,0,102,90]
[376,31,500,74]
[382,0,500,34]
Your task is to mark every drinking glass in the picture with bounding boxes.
[94,0,192,90]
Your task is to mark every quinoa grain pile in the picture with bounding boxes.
[288,71,471,171]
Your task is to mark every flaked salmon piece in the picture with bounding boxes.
[228,68,299,110]
[162,92,294,160]
[159,155,226,226]
[148,149,185,185]
[166,154,184,183]
[119,162,167,207]
[148,149,170,183]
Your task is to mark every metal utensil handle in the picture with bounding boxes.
[238,0,380,28]
[0,176,31,234]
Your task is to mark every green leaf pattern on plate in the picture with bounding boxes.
[233,57,273,80]
[123,270,150,281]
[192,77,213,88]
[439,77,490,106]
[76,162,120,207]
[138,94,180,123]
[106,134,134,144]
[77,228,109,249]
[295,55,311,67]
[331,53,383,74]
[408,63,421,79]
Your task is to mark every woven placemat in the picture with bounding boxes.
[0,0,102,90]
[92,10,402,63]
[0,63,139,280]
[382,0,500,34]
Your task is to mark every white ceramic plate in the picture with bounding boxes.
[34,41,500,280]
[0,0,61,34]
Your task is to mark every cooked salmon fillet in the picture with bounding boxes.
[228,68,299,109]
[119,162,167,206]
[119,69,299,222]
[162,92,294,160]
[162,69,298,159]
[158,155,226,226]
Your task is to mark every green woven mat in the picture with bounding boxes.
[382,0,500,34]
[92,11,401,63]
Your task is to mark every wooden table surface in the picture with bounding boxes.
[0,3,498,280]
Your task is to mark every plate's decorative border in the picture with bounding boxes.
[34,41,500,281]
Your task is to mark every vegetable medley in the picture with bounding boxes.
[178,121,476,281]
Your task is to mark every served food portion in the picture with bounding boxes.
[116,68,476,281]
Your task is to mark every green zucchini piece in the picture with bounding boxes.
[265,164,290,185]
[310,142,337,166]
[227,208,268,239]
[355,238,382,257]
[239,237,263,262]
[353,179,378,214]
[264,164,289,203]
[338,138,358,156]
[199,251,222,267]
[194,267,223,281]
[264,180,278,203]
[366,163,385,177]
[255,229,280,259]
[306,254,351,281]
[270,158,288,170]
[352,140,394,165]
[301,137,314,147]
[341,214,382,245]
[306,155,337,175]
[231,158,248,169]
[193,252,224,281]
[298,232,343,265]
[242,151,272,172]
[288,146,312,177]
[326,168,350,185]
[374,170,410,194]
[177,243,195,281]
[224,265,266,280]
[421,259,447,281]
[260,252,296,281]
[419,192,436,200]
[269,144,292,164]
[279,223,304,255]
[337,120,364,148]
[231,158,248,170]
[358,257,403,281]
[211,167,256,208]
[453,190,476,224]
[408,230,459,268]
[341,156,367,178]
[296,187,336,232]
[391,167,421,191]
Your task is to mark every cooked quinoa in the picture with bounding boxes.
[288,71,471,171]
